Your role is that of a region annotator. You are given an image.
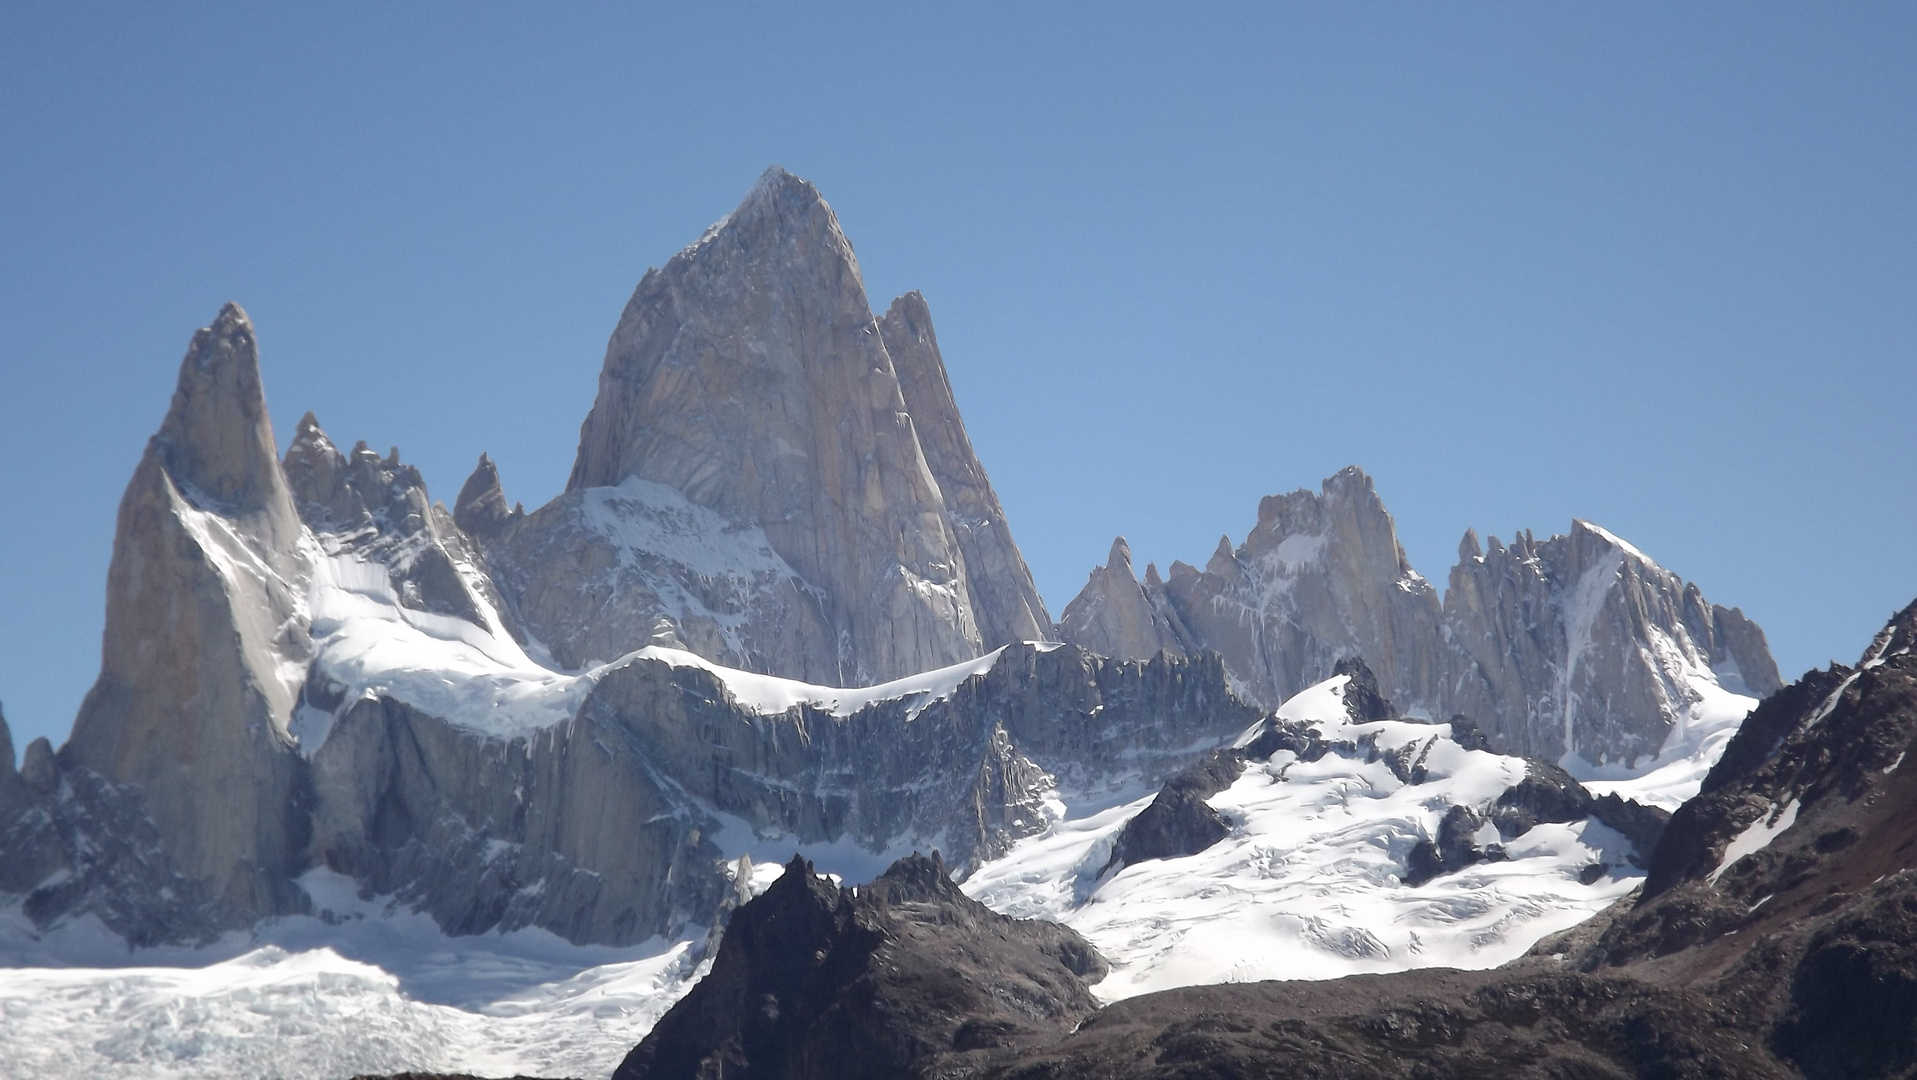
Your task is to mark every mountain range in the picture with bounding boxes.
[0,168,1846,1080]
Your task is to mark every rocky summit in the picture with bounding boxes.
[507,165,1048,684]
[613,853,1105,1080]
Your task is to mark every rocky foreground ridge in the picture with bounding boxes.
[0,168,1778,967]
[607,599,1917,1080]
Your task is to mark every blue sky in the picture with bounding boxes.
[2,4,1913,754]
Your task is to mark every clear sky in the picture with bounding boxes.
[2,4,1913,756]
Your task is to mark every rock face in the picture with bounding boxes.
[284,414,498,630]
[1053,537,1196,663]
[300,642,1259,946]
[450,453,517,537]
[613,853,1105,1080]
[1061,469,1443,711]
[0,230,1252,951]
[1442,519,1784,763]
[879,291,1052,648]
[1056,467,1783,765]
[534,166,1044,684]
[61,304,314,926]
[0,170,1782,984]
[483,476,835,672]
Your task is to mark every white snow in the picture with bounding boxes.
[575,476,808,654]
[628,643,1007,721]
[1709,799,1801,886]
[1579,667,1758,811]
[6,490,1768,1075]
[581,478,795,589]
[965,674,1651,1002]
[1578,520,1648,561]
[1555,543,1627,763]
[0,650,1756,1074]
[304,547,598,742]
[300,528,1013,745]
[0,870,705,1080]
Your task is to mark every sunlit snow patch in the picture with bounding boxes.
[965,670,1752,1002]
[0,870,707,1080]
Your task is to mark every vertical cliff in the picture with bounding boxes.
[62,303,313,921]
[880,290,1052,648]
[555,167,983,684]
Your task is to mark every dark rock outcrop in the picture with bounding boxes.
[1101,763,1236,873]
[964,969,1787,1079]
[613,853,1104,1080]
[1489,756,1595,838]
[1590,792,1671,859]
[1405,804,1492,886]
[452,453,517,537]
[1589,598,1917,967]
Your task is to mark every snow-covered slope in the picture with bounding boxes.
[299,527,1020,744]
[965,670,1756,1001]
[0,870,708,1080]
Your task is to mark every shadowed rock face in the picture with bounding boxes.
[301,642,1260,946]
[1055,468,1782,764]
[62,303,314,926]
[451,453,517,537]
[613,854,1106,1080]
[551,166,1016,685]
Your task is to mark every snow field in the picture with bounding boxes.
[965,672,1755,1001]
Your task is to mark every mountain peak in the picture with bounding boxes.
[746,163,805,201]
[1569,518,1649,562]
[560,167,993,683]
[687,165,843,259]
[152,303,288,515]
[1459,527,1483,561]
[454,452,514,536]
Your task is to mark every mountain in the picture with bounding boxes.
[1056,466,1782,767]
[51,304,314,936]
[493,166,1048,683]
[0,296,1260,946]
[613,853,1105,1080]
[0,168,1807,1079]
